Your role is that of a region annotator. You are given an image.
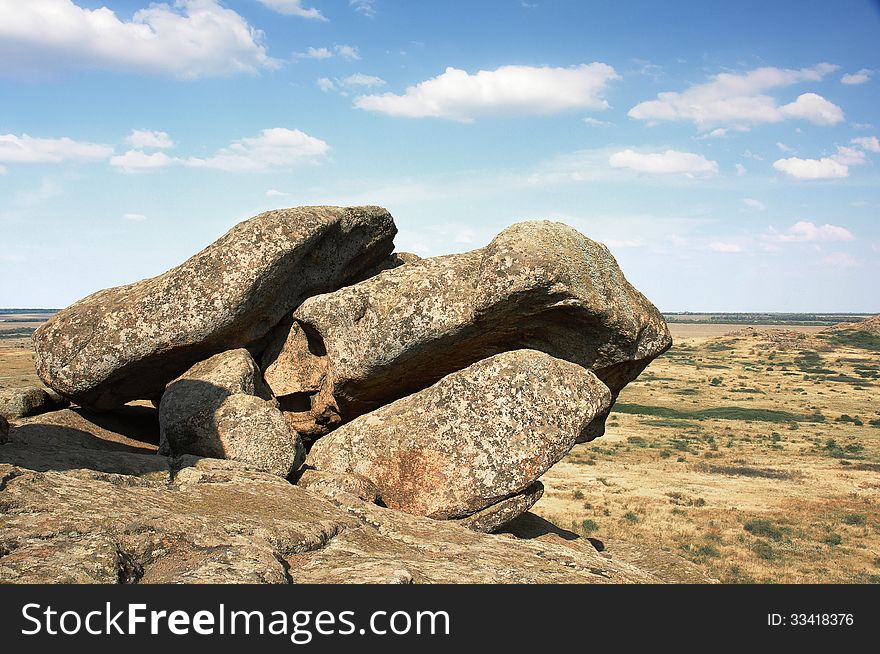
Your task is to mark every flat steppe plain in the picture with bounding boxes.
[2,317,878,583]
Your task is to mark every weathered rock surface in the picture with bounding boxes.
[159,349,302,477]
[0,416,8,444]
[455,481,544,533]
[296,468,379,502]
[33,206,397,411]
[1,446,667,583]
[12,405,159,453]
[268,221,669,438]
[0,386,69,420]
[307,350,611,519]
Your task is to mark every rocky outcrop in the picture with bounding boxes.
[33,206,397,411]
[159,349,302,477]
[0,386,69,420]
[265,221,669,438]
[0,446,666,583]
[307,350,611,520]
[0,416,7,444]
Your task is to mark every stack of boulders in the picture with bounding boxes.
[25,205,670,535]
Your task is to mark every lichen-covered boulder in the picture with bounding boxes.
[33,206,397,411]
[159,349,302,477]
[265,221,669,439]
[0,386,69,420]
[307,350,611,520]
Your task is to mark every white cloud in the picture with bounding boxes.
[822,252,858,267]
[583,117,612,127]
[851,136,880,153]
[335,44,360,61]
[773,156,848,179]
[350,0,377,17]
[777,221,854,242]
[354,63,619,122]
[317,77,335,92]
[841,69,872,85]
[831,145,866,166]
[300,47,333,60]
[257,0,326,21]
[266,189,292,197]
[296,44,360,61]
[628,63,841,130]
[111,127,329,173]
[122,213,147,221]
[0,133,113,164]
[773,143,870,180]
[742,198,766,211]
[735,163,747,176]
[0,0,276,79]
[110,150,178,172]
[125,129,174,150]
[777,142,795,153]
[608,149,718,176]
[778,92,844,125]
[709,242,742,253]
[340,73,385,87]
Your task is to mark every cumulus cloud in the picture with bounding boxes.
[608,149,718,175]
[125,130,174,150]
[774,142,872,180]
[841,69,872,85]
[773,156,848,179]
[257,1,326,21]
[628,63,842,130]
[122,213,147,221]
[111,128,329,173]
[735,163,747,176]
[295,44,360,61]
[778,92,845,125]
[316,77,335,92]
[0,133,113,164]
[0,0,276,79]
[354,63,619,122]
[776,221,854,242]
[851,135,880,152]
[742,198,766,211]
[583,117,612,127]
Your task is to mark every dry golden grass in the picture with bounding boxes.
[539,325,880,583]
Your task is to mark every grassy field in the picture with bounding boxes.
[539,323,880,583]
[2,312,878,583]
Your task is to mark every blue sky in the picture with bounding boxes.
[1,0,878,311]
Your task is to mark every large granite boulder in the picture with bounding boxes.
[264,221,669,439]
[33,206,397,411]
[0,386,69,420]
[307,350,611,520]
[158,349,302,477]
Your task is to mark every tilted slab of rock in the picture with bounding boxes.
[454,481,544,533]
[0,451,661,583]
[307,350,611,520]
[159,349,302,477]
[33,206,397,411]
[267,220,669,438]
